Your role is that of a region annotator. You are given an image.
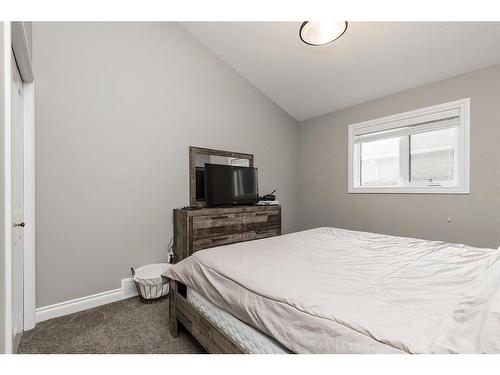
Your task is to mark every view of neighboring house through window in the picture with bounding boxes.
[410,127,455,185]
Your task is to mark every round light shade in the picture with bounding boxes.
[299,21,348,46]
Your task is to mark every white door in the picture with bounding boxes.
[11,52,25,351]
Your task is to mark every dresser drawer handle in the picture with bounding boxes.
[212,236,229,242]
[255,212,268,216]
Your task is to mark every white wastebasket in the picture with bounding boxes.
[131,263,171,303]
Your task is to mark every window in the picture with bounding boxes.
[348,98,470,193]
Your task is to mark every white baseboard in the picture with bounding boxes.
[35,278,138,323]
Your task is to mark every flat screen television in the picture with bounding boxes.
[204,163,259,206]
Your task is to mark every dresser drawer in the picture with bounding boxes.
[193,224,244,240]
[242,229,279,241]
[193,233,243,251]
[240,211,278,224]
[193,214,242,229]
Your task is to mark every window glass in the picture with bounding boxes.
[360,137,400,186]
[410,128,455,185]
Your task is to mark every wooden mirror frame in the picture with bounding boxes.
[189,146,254,207]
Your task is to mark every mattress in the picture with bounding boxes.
[165,227,500,353]
[187,288,289,354]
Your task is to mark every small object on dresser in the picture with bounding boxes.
[260,189,277,201]
[256,200,280,206]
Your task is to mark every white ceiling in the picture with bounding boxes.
[181,22,500,121]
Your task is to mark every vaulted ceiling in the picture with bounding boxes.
[181,22,500,121]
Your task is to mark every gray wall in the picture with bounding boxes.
[299,64,500,249]
[33,22,299,307]
[23,22,32,60]
[0,22,6,353]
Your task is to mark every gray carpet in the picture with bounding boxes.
[18,297,205,354]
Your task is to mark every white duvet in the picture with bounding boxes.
[164,227,500,353]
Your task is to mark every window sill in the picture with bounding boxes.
[348,186,470,194]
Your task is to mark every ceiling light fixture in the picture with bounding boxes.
[299,21,348,46]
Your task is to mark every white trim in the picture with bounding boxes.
[349,100,464,136]
[3,22,12,354]
[11,22,33,83]
[348,98,470,194]
[36,289,123,323]
[23,82,35,331]
[346,186,470,194]
[36,278,138,323]
[461,98,471,194]
[3,22,36,352]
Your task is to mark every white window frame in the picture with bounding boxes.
[348,98,470,194]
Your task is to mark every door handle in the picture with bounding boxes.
[14,222,25,228]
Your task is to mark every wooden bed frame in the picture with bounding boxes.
[168,278,247,354]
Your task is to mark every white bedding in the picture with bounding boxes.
[187,288,289,354]
[165,227,500,353]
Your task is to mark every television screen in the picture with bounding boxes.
[205,163,259,206]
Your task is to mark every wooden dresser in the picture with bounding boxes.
[173,205,281,263]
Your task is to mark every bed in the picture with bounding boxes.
[164,227,500,354]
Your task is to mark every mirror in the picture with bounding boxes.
[189,147,254,207]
